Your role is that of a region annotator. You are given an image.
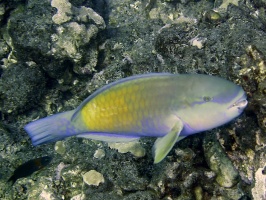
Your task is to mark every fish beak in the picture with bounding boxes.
[228,95,248,110]
[234,99,248,109]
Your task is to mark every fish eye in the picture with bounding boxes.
[203,96,212,102]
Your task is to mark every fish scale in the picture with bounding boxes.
[81,77,176,133]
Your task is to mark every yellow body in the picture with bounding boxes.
[80,76,176,135]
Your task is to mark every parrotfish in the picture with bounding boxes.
[25,73,247,163]
[8,156,52,185]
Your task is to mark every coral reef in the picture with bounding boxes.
[203,133,239,188]
[83,170,104,186]
[0,62,45,114]
[0,0,265,199]
[108,141,146,158]
[252,164,266,199]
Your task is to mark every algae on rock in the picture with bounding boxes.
[203,133,239,188]
[0,62,45,114]
[7,0,105,78]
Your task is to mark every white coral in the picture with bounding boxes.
[51,0,72,24]
[83,170,104,186]
[108,141,146,158]
[252,164,266,200]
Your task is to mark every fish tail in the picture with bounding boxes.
[24,110,79,146]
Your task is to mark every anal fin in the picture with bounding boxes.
[152,119,183,164]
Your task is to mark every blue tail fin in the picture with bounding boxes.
[24,110,78,145]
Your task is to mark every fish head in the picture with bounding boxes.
[180,75,248,133]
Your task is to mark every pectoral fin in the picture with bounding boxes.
[152,119,184,164]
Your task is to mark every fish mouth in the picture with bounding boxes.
[228,93,248,110]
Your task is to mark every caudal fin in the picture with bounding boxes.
[24,110,77,146]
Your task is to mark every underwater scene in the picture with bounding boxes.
[0,0,265,199]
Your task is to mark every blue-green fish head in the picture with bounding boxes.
[179,75,248,134]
